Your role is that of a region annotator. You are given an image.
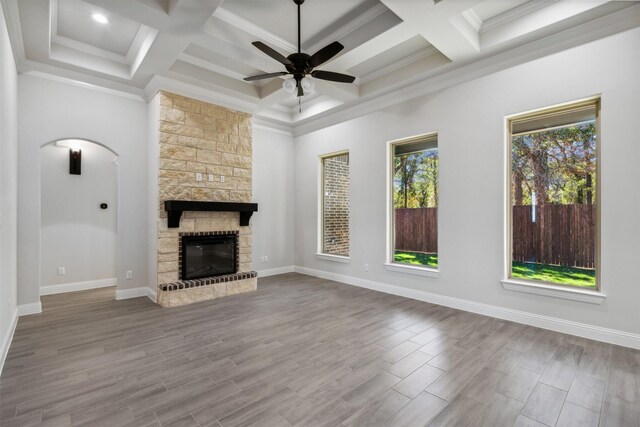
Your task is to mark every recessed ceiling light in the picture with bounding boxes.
[91,13,109,24]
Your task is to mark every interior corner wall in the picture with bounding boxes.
[17,75,148,306]
[293,28,640,337]
[252,126,295,273]
[0,0,19,368]
[147,93,160,297]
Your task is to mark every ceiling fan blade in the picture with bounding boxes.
[308,41,344,68]
[311,70,356,84]
[297,80,304,97]
[252,41,293,66]
[244,72,288,82]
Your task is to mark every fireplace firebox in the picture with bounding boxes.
[180,232,239,280]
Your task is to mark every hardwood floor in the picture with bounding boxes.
[1,273,639,427]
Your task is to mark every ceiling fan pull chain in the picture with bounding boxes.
[299,97,302,114]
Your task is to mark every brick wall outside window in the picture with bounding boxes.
[322,153,349,256]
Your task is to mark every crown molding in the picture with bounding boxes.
[480,0,559,34]
[358,45,439,84]
[178,52,248,82]
[1,0,26,63]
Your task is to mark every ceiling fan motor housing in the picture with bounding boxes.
[287,53,312,80]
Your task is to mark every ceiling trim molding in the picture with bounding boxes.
[358,45,438,84]
[125,24,154,63]
[211,8,296,54]
[23,69,146,102]
[1,0,26,63]
[144,74,258,114]
[51,35,130,65]
[480,0,559,33]
[19,58,147,97]
[252,118,294,136]
[462,9,482,33]
[291,4,640,136]
[305,2,391,53]
[178,52,248,82]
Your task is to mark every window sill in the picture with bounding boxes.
[384,263,439,278]
[501,279,606,304]
[316,253,350,263]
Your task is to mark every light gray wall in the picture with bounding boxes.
[18,75,148,306]
[294,27,640,335]
[40,141,118,289]
[0,0,18,366]
[252,125,295,272]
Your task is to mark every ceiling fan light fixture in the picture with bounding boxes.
[301,77,315,95]
[282,78,297,94]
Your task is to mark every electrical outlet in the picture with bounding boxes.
[264,256,268,263]
[57,267,65,276]
[220,175,225,183]
[208,174,214,182]
[195,173,203,181]
[364,263,370,272]
[126,270,133,280]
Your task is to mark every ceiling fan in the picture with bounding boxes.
[243,0,356,97]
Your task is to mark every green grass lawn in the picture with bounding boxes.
[394,250,438,268]
[512,261,595,288]
[395,250,595,288]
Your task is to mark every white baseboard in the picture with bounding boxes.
[0,308,18,375]
[17,302,42,316]
[256,265,295,277]
[147,287,157,303]
[40,278,117,295]
[116,286,157,303]
[294,266,640,350]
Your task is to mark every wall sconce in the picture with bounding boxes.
[69,149,82,175]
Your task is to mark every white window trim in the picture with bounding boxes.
[318,150,350,257]
[386,132,440,272]
[501,279,606,304]
[504,97,602,294]
[316,253,351,263]
[384,263,439,277]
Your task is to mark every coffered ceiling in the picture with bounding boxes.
[3,0,639,133]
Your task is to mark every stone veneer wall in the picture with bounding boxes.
[156,91,255,305]
[322,153,350,256]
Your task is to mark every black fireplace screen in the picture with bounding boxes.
[181,234,237,280]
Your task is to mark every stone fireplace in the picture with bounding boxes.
[155,91,257,307]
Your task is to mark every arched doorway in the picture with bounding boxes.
[40,139,118,296]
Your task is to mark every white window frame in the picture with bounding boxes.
[317,150,350,262]
[385,132,439,277]
[502,97,605,304]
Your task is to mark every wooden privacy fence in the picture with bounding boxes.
[395,205,595,268]
[395,208,438,254]
[512,204,595,269]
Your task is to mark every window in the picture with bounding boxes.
[390,134,438,269]
[320,152,350,257]
[508,99,599,289]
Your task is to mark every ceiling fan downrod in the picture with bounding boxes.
[294,0,304,54]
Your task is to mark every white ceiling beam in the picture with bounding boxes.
[324,22,416,73]
[380,0,484,62]
[189,32,284,76]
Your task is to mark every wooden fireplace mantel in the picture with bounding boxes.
[164,200,258,228]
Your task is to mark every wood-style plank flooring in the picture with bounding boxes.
[1,273,639,427]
